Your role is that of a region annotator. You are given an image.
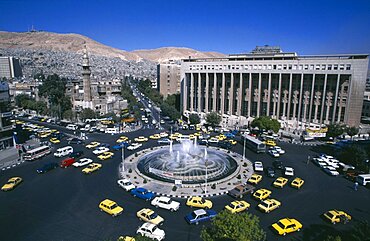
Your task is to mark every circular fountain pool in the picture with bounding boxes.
[137,140,238,184]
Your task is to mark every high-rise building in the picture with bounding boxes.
[181,47,369,128]
[0,57,23,79]
[157,62,181,98]
[0,80,14,150]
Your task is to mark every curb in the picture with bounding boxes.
[1,160,25,172]
[147,189,229,199]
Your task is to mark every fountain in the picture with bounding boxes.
[136,138,238,184]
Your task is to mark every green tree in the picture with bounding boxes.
[200,210,266,241]
[251,116,280,133]
[206,112,221,127]
[80,108,96,121]
[63,109,74,121]
[160,103,180,121]
[326,123,345,138]
[189,113,200,124]
[346,126,359,140]
[339,144,368,171]
[351,221,370,241]
[324,235,342,241]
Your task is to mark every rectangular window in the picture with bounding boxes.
[339,64,345,70]
[328,65,332,70]
[346,64,351,70]
[334,65,338,70]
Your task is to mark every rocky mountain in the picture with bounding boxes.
[0,31,225,63]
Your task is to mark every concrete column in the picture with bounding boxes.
[332,74,341,123]
[267,73,272,116]
[198,73,202,113]
[213,74,217,112]
[229,73,234,115]
[297,74,304,127]
[308,74,315,123]
[287,73,293,120]
[248,73,252,117]
[276,73,282,119]
[190,73,194,112]
[221,73,226,115]
[237,73,242,116]
[319,74,328,124]
[182,74,187,112]
[205,73,209,113]
[257,73,261,117]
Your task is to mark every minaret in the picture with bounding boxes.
[82,46,92,102]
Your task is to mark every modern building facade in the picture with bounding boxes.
[0,81,14,150]
[181,48,369,128]
[157,62,181,98]
[0,57,23,79]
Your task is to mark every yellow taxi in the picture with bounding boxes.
[82,163,102,174]
[196,124,201,131]
[188,134,196,140]
[116,136,129,143]
[291,177,305,189]
[1,177,22,191]
[273,177,288,188]
[86,141,100,149]
[258,199,281,213]
[98,152,114,160]
[51,129,59,133]
[217,134,226,141]
[186,196,213,209]
[169,132,182,140]
[149,134,161,140]
[99,199,123,216]
[228,139,237,145]
[39,132,51,138]
[253,188,272,201]
[118,237,135,241]
[323,210,351,224]
[134,136,149,142]
[225,200,250,214]
[49,138,60,144]
[247,174,263,185]
[264,140,276,146]
[194,132,202,137]
[136,208,164,225]
[15,120,25,125]
[272,218,302,236]
[101,120,114,125]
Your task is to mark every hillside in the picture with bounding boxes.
[0,31,225,62]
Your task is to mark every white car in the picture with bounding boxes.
[254,161,264,172]
[284,167,295,177]
[117,178,135,191]
[92,147,110,155]
[127,142,142,150]
[159,132,168,138]
[72,158,93,167]
[268,150,280,158]
[137,222,165,241]
[323,166,340,176]
[208,137,219,143]
[151,197,180,212]
[273,146,285,154]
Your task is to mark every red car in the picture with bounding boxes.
[60,157,75,168]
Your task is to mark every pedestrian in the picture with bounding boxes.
[354,182,358,191]
[307,155,310,165]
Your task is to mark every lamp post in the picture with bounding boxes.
[243,135,246,161]
[121,144,125,172]
[205,159,208,195]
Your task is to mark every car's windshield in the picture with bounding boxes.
[200,198,205,203]
[149,213,158,219]
[110,204,117,209]
[191,212,197,219]
[277,221,285,229]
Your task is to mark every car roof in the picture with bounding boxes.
[101,199,116,205]
[194,209,207,216]
[136,187,147,192]
[280,218,293,225]
[141,222,156,229]
[158,196,171,202]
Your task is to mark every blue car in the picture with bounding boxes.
[131,187,155,201]
[37,163,59,174]
[225,132,235,138]
[185,209,217,225]
[112,142,129,150]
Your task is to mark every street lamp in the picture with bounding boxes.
[243,135,246,161]
[205,159,208,195]
[121,144,125,172]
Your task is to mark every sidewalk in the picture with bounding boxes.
[0,139,39,171]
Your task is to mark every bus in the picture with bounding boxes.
[24,145,51,161]
[243,135,266,153]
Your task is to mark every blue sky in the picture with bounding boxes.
[0,0,370,55]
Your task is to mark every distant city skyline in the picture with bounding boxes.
[0,0,370,55]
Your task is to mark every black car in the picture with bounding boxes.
[273,160,284,170]
[37,163,58,174]
[98,143,110,148]
[198,139,208,146]
[69,151,84,158]
[68,138,84,144]
[265,167,276,177]
[218,141,232,150]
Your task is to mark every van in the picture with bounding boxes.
[60,157,76,168]
[357,174,370,186]
[54,146,74,157]
[66,124,78,130]
[105,127,119,134]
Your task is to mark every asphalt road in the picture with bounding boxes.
[0,123,369,241]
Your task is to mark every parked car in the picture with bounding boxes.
[151,197,180,212]
[323,166,339,176]
[37,163,58,173]
[117,179,135,191]
[323,210,351,224]
[69,151,84,159]
[185,209,217,225]
[131,187,155,201]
